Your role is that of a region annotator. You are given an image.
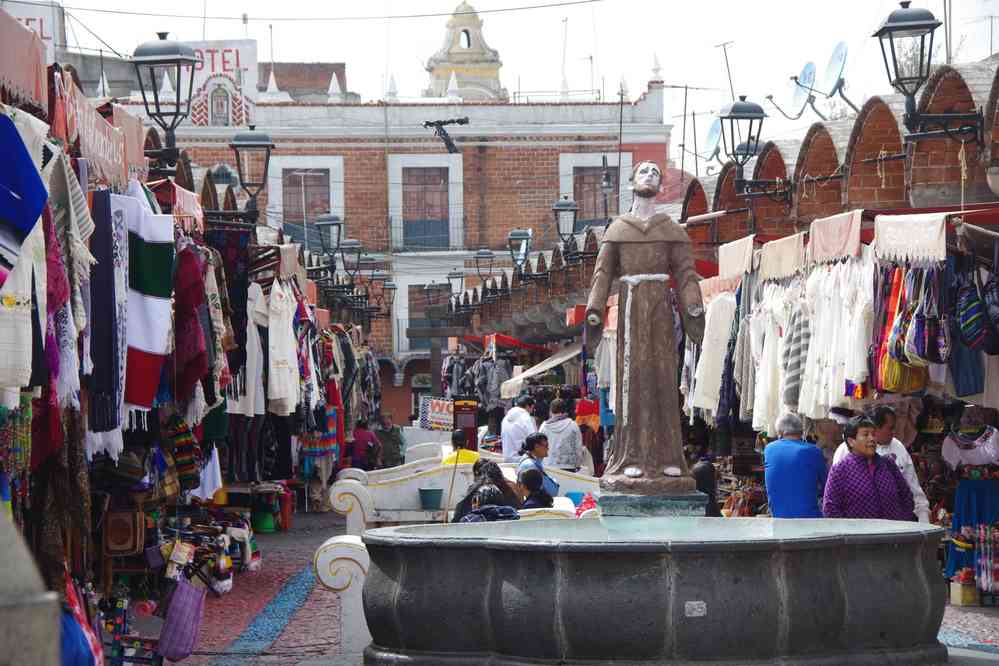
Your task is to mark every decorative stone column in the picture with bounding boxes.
[0,516,59,663]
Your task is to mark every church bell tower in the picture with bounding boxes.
[424,2,508,101]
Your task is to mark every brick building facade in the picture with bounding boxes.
[118,3,675,419]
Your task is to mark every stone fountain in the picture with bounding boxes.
[361,517,945,665]
[352,179,947,664]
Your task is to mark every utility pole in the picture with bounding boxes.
[681,85,688,187]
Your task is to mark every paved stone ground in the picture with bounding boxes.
[129,510,345,665]
[941,605,999,655]
[123,510,999,664]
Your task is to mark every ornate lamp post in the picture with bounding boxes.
[873,1,982,143]
[552,195,580,260]
[132,32,197,176]
[230,125,275,217]
[717,96,791,206]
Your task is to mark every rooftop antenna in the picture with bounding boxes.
[766,61,826,121]
[423,117,469,154]
[202,0,207,40]
[242,12,248,37]
[715,40,740,142]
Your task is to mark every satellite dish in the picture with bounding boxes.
[792,62,816,112]
[822,41,848,97]
[702,118,722,162]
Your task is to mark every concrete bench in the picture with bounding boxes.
[330,463,600,536]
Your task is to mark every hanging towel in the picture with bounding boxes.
[758,232,805,281]
[807,209,862,263]
[123,201,174,411]
[718,234,755,278]
[874,213,947,263]
[699,274,742,305]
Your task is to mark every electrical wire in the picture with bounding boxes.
[3,0,603,22]
[63,10,124,58]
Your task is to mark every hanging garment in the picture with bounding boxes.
[122,193,174,411]
[172,246,209,404]
[807,210,862,263]
[691,291,737,415]
[86,191,126,459]
[0,222,42,392]
[47,153,95,334]
[781,299,810,410]
[191,444,223,501]
[266,280,298,416]
[228,282,266,417]
[942,426,999,470]
[0,114,47,250]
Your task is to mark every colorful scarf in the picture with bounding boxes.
[205,228,250,391]
[86,191,120,432]
[171,246,208,404]
[123,203,174,410]
[164,416,201,490]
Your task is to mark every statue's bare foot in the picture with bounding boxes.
[664,466,682,477]
[624,466,644,478]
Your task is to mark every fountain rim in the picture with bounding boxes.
[362,517,945,553]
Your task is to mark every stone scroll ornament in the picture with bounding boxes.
[585,161,705,495]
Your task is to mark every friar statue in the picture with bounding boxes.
[586,161,706,495]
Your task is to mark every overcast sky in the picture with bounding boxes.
[10,0,999,165]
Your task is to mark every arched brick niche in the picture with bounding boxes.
[750,141,798,237]
[794,122,845,222]
[844,96,908,209]
[714,160,753,243]
[680,178,711,244]
[912,64,992,206]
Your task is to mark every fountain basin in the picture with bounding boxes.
[362,517,946,665]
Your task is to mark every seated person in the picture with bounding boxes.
[442,430,480,466]
[458,484,520,523]
[518,467,554,510]
[453,461,520,522]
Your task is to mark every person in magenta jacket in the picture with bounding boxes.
[823,416,914,521]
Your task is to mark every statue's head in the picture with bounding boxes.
[631,161,662,199]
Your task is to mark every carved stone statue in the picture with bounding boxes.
[586,161,705,496]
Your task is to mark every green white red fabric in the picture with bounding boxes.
[123,182,174,411]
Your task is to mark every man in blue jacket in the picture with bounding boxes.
[764,412,828,518]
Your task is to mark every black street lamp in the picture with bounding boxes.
[873,1,983,143]
[314,214,344,257]
[339,239,364,283]
[718,96,792,206]
[132,32,197,172]
[230,125,275,209]
[552,195,580,259]
[507,228,532,273]
[474,248,495,282]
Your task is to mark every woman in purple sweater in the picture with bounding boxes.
[823,416,915,521]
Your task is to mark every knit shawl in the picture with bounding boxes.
[123,204,174,411]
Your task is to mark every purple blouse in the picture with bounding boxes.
[822,452,915,521]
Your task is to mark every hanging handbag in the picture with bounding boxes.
[956,255,996,351]
[982,241,999,355]
[904,269,930,366]
[922,268,952,364]
[888,268,914,362]
[156,578,205,662]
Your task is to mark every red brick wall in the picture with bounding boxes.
[845,99,907,209]
[912,69,986,201]
[186,136,642,254]
[751,145,796,237]
[714,163,751,243]
[794,125,843,222]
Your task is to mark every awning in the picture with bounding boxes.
[501,342,582,399]
[460,333,550,353]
